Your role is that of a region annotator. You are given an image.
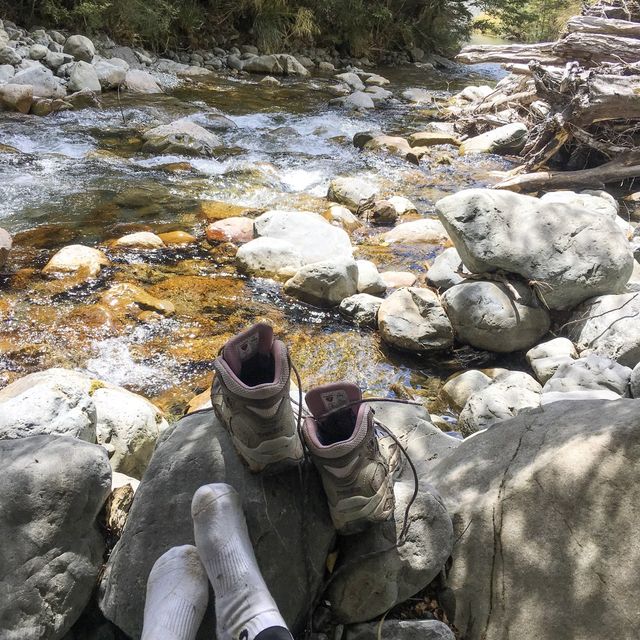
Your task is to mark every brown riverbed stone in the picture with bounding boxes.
[205,217,254,244]
[199,200,259,221]
[100,282,175,319]
[42,245,110,278]
[157,231,197,245]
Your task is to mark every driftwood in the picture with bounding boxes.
[447,0,640,191]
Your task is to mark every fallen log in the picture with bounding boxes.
[566,14,640,37]
[553,32,640,64]
[494,152,640,192]
[455,42,562,66]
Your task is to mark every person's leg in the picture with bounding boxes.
[141,545,209,640]
[191,483,293,640]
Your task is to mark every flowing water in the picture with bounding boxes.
[0,63,516,419]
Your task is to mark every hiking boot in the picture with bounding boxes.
[302,382,396,534]
[212,323,303,473]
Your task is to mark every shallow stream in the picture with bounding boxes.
[0,63,518,419]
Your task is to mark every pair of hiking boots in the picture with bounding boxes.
[211,323,399,535]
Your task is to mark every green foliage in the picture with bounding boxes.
[476,0,583,42]
[0,0,473,57]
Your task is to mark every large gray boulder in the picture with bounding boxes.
[0,369,97,441]
[236,237,304,279]
[93,59,126,89]
[429,399,640,640]
[526,337,578,385]
[442,280,550,353]
[541,354,632,404]
[325,402,456,623]
[12,65,66,98]
[458,371,542,436]
[284,259,358,307]
[63,34,95,63]
[0,227,12,266]
[99,409,335,639]
[567,293,640,367]
[441,370,492,413]
[435,189,634,310]
[378,287,454,353]
[242,54,309,76]
[0,436,111,639]
[426,247,467,290]
[459,122,527,155]
[68,60,101,93]
[345,620,455,640]
[142,118,221,157]
[631,362,640,398]
[254,210,353,265]
[124,69,161,93]
[0,46,22,65]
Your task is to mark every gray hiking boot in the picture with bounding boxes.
[211,323,303,473]
[302,382,397,534]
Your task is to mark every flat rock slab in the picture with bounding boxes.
[0,436,111,640]
[429,399,640,640]
[99,409,335,639]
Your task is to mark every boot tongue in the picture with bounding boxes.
[306,383,362,420]
[223,323,274,376]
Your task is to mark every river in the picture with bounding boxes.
[0,62,518,420]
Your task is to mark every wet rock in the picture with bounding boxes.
[352,131,381,149]
[99,409,334,638]
[157,230,196,245]
[364,135,412,159]
[402,88,432,104]
[327,177,378,212]
[378,287,454,353]
[331,91,375,110]
[260,75,280,87]
[0,369,97,441]
[429,399,640,640]
[322,204,362,232]
[365,85,393,103]
[254,210,353,264]
[0,435,111,640]
[383,219,449,245]
[541,354,632,405]
[93,59,126,89]
[100,282,175,318]
[0,47,22,65]
[142,118,221,157]
[114,231,165,249]
[459,122,528,155]
[42,244,110,278]
[284,259,358,307]
[206,217,254,244]
[92,386,169,479]
[409,131,460,147]
[124,69,161,93]
[63,34,95,63]
[236,237,304,279]
[435,189,634,310]
[68,60,101,92]
[526,337,578,385]
[458,371,542,436]
[0,83,32,113]
[243,54,309,76]
[12,64,66,98]
[339,293,383,327]
[335,72,365,90]
[360,199,398,225]
[441,370,492,413]
[363,73,390,86]
[356,259,386,295]
[0,227,12,266]
[568,293,640,367]
[426,247,466,290]
[386,195,417,215]
[442,280,550,353]
[379,271,416,288]
[345,620,454,640]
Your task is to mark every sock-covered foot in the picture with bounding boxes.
[191,483,289,640]
[141,545,209,640]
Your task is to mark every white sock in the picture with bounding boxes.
[141,545,209,640]
[191,483,288,640]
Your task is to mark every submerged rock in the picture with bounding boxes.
[142,118,221,157]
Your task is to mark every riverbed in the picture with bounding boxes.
[0,63,518,420]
